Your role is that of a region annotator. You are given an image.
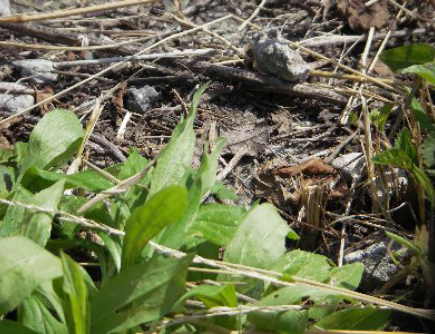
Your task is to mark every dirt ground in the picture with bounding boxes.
[1,0,435,331]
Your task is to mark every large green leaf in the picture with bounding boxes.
[148,83,209,197]
[18,296,67,334]
[189,204,246,246]
[91,254,192,334]
[19,109,84,178]
[0,320,40,334]
[328,263,364,290]
[122,185,188,269]
[379,44,435,72]
[0,236,63,316]
[220,204,295,290]
[57,252,90,334]
[315,307,391,330]
[272,250,331,283]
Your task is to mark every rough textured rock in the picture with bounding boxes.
[125,85,160,114]
[251,28,310,82]
[0,82,34,113]
[332,152,365,182]
[13,59,58,84]
[344,240,405,291]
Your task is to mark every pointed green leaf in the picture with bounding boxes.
[122,185,187,269]
[148,83,209,197]
[18,296,67,334]
[58,252,90,334]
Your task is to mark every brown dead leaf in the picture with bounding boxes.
[271,111,292,134]
[113,81,127,110]
[35,86,63,114]
[337,0,390,32]
[272,158,335,178]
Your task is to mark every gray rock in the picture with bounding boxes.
[252,28,310,82]
[125,86,160,114]
[0,82,34,113]
[0,0,11,17]
[345,240,404,291]
[14,59,58,84]
[332,152,365,182]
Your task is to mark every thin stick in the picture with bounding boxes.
[0,0,156,23]
[238,0,267,31]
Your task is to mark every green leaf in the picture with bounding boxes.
[0,236,63,316]
[189,204,246,246]
[379,44,435,72]
[328,263,364,290]
[155,177,203,250]
[220,204,295,290]
[118,149,148,180]
[148,83,209,197]
[19,109,84,178]
[0,180,64,245]
[248,287,315,334]
[372,148,413,170]
[272,250,331,283]
[250,308,307,334]
[18,296,67,334]
[0,320,40,334]
[197,138,226,196]
[24,179,65,246]
[423,131,435,168]
[122,185,188,269]
[91,254,192,334]
[410,98,435,133]
[395,129,418,164]
[211,181,239,200]
[402,63,435,85]
[369,104,392,131]
[22,165,121,193]
[412,164,435,205]
[0,186,33,238]
[315,307,391,330]
[385,231,421,257]
[57,251,90,334]
[176,285,237,310]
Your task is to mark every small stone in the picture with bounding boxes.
[251,28,310,82]
[14,59,58,84]
[125,86,160,114]
[331,152,365,182]
[0,82,34,113]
